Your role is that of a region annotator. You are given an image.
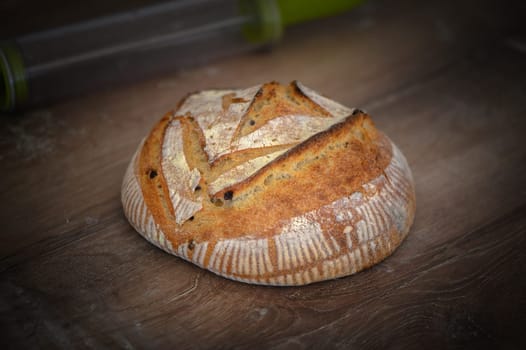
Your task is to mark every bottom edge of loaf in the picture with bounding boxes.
[122,138,416,286]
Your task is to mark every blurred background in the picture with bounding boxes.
[1,0,525,349]
[1,0,369,111]
[1,0,521,113]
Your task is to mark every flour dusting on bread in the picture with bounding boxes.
[122,81,416,286]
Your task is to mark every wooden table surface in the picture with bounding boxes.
[2,0,526,348]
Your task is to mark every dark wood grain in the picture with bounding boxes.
[1,0,526,349]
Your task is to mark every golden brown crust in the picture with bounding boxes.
[204,113,391,237]
[233,81,332,140]
[123,81,416,286]
[137,111,390,243]
[137,112,177,237]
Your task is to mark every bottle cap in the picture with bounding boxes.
[241,0,365,44]
[0,42,28,112]
[278,0,365,26]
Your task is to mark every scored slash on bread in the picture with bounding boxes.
[122,81,416,286]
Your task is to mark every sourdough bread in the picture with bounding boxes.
[122,81,416,286]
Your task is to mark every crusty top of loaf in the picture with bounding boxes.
[135,81,392,246]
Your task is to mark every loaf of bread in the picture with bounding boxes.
[122,81,415,286]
